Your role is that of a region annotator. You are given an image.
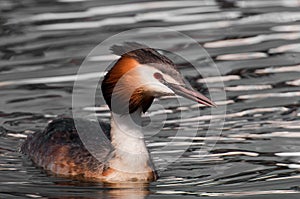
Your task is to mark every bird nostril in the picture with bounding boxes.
[153,72,163,80]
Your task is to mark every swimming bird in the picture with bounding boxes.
[21,42,215,182]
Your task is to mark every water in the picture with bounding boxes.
[1,0,300,198]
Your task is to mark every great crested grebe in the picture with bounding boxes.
[21,42,215,182]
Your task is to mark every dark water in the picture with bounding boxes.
[1,0,300,198]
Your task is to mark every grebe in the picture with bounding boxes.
[21,42,215,182]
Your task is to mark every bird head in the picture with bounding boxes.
[101,42,215,114]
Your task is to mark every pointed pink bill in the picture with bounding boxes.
[167,83,216,107]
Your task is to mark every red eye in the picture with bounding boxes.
[153,72,163,80]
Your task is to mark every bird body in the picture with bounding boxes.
[21,42,215,182]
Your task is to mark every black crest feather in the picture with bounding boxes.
[110,42,149,56]
[110,42,176,66]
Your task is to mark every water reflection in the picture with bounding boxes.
[52,181,150,199]
[102,183,149,199]
[204,33,300,48]
[216,52,268,60]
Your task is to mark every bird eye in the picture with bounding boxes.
[153,72,163,80]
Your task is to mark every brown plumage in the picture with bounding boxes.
[21,118,108,180]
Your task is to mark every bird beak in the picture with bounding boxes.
[165,82,216,107]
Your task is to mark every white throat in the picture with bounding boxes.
[108,109,154,174]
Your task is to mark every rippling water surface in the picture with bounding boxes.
[1,0,300,198]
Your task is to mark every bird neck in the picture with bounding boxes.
[108,109,154,174]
